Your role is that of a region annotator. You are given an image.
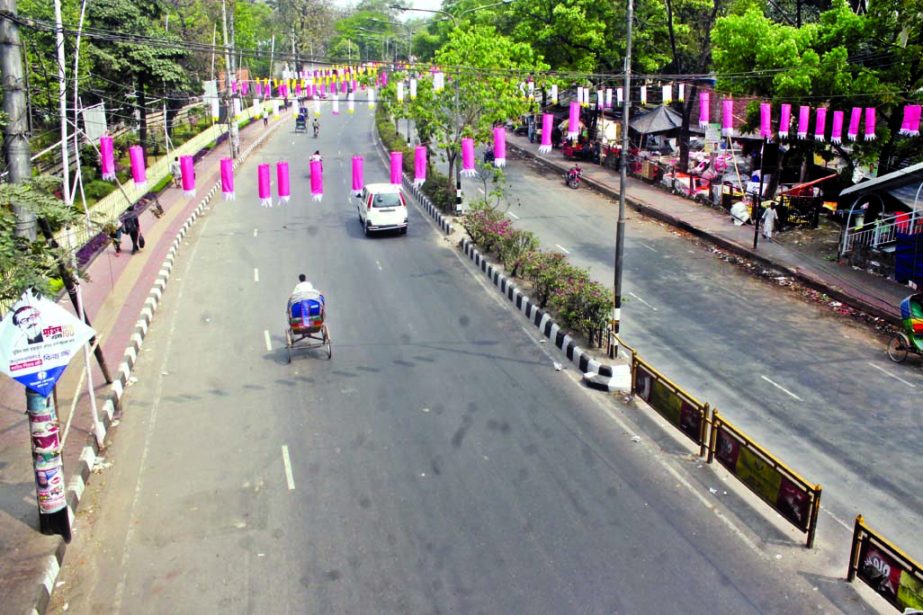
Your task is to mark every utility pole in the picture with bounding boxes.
[0,0,35,240]
[221,0,239,158]
[611,0,633,358]
[53,0,70,212]
[2,0,72,541]
[269,34,275,80]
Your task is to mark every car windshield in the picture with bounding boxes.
[373,193,402,208]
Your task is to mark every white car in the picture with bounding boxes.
[356,183,408,236]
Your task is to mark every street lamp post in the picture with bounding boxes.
[611,0,633,358]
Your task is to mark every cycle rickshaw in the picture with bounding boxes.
[887,293,923,363]
[285,291,331,362]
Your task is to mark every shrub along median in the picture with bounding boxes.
[462,201,613,348]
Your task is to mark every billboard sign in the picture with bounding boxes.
[0,291,95,396]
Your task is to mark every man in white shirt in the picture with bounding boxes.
[292,273,315,296]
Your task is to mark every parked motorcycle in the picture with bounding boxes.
[564,165,583,189]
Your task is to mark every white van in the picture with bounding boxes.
[356,183,408,236]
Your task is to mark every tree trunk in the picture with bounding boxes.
[678,85,697,173]
[876,111,902,175]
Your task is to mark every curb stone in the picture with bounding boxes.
[459,237,630,392]
[32,116,286,615]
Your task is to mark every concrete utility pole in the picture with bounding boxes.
[611,0,633,358]
[0,0,37,239]
[1,1,72,541]
[53,0,70,209]
[221,0,239,158]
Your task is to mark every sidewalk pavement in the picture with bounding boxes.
[0,107,291,614]
[504,132,915,326]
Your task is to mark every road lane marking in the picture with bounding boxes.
[281,445,296,490]
[253,228,258,238]
[478,187,485,194]
[264,330,272,352]
[507,211,519,220]
[254,268,259,283]
[760,375,803,401]
[638,242,657,252]
[376,260,383,271]
[555,244,570,255]
[628,292,658,311]
[868,361,917,388]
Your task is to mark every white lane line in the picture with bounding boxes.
[638,242,657,252]
[507,211,519,220]
[868,362,917,388]
[555,244,570,255]
[478,187,485,194]
[263,330,272,352]
[253,228,258,238]
[376,260,383,271]
[628,292,658,311]
[281,445,296,490]
[760,375,803,401]
[254,268,260,283]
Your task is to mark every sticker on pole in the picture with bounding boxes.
[0,290,95,396]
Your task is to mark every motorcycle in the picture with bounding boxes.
[564,166,583,189]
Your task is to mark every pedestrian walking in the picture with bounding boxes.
[263,110,269,128]
[761,201,778,241]
[169,156,181,188]
[121,204,143,254]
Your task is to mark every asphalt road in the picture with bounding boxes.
[48,108,849,613]
[460,146,923,559]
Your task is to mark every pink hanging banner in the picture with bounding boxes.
[493,126,507,168]
[797,106,810,139]
[390,151,403,186]
[180,155,195,196]
[242,80,250,96]
[254,82,262,97]
[310,160,323,202]
[721,99,734,137]
[413,147,427,187]
[814,107,827,142]
[295,83,302,97]
[899,104,921,136]
[779,103,791,139]
[276,161,291,204]
[99,136,115,180]
[220,158,234,200]
[258,163,272,207]
[567,101,580,140]
[351,155,364,196]
[759,103,772,139]
[539,113,553,153]
[461,138,476,177]
[831,110,844,144]
[698,91,710,128]
[847,107,861,141]
[864,107,876,141]
[128,145,147,188]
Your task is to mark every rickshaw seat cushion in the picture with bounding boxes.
[290,297,324,320]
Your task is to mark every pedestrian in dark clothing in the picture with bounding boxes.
[121,205,142,254]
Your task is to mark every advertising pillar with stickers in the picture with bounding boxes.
[0,290,95,542]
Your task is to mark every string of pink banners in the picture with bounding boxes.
[698,94,922,141]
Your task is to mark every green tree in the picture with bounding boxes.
[85,0,190,152]
[712,0,922,178]
[0,177,83,302]
[390,25,547,203]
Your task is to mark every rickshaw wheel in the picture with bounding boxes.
[323,325,332,359]
[887,334,909,363]
[285,329,293,364]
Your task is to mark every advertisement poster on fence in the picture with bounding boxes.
[735,445,782,505]
[0,290,95,397]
